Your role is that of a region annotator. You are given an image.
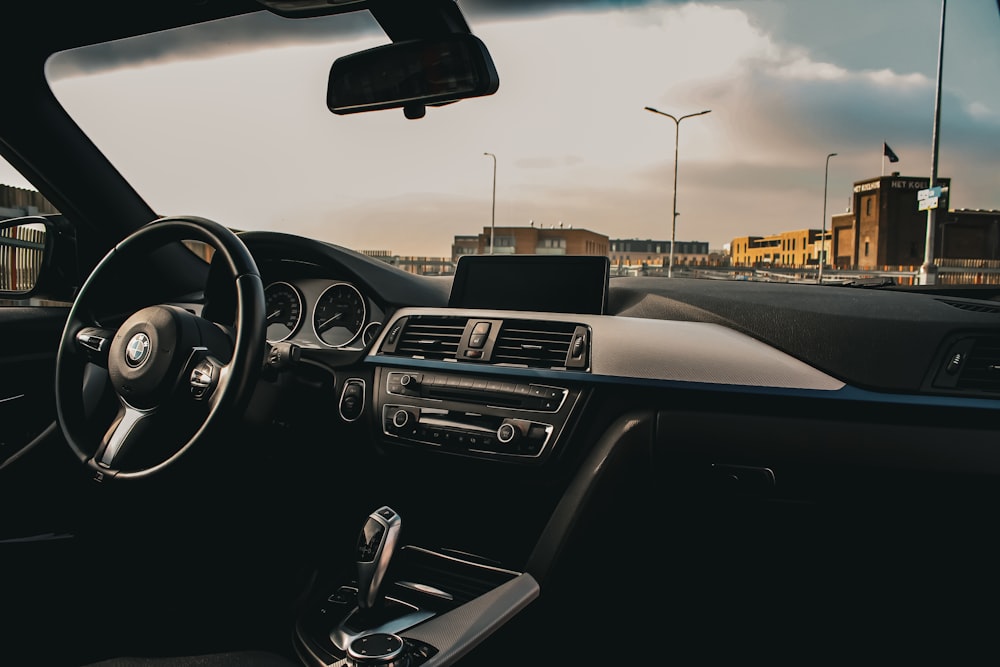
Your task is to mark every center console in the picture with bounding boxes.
[294,506,538,667]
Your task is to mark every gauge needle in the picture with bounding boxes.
[267,309,282,321]
[318,312,343,332]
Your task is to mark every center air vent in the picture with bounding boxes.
[492,320,588,370]
[379,314,591,371]
[390,315,467,360]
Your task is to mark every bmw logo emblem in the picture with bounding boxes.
[125,332,151,368]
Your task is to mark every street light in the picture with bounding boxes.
[483,152,496,255]
[644,106,711,277]
[919,0,947,285]
[818,152,837,284]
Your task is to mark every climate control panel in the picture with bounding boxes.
[383,404,553,457]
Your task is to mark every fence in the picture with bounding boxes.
[0,224,46,291]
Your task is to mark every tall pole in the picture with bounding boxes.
[483,152,496,255]
[919,0,946,285]
[644,106,711,277]
[818,152,837,284]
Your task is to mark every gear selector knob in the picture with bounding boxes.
[356,506,402,610]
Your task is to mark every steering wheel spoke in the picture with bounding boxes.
[94,403,157,470]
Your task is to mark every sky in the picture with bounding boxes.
[4,0,1000,256]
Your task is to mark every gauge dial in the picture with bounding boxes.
[264,281,303,343]
[313,282,366,348]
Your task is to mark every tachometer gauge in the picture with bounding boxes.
[313,282,366,348]
[264,281,303,343]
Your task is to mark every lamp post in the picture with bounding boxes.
[483,152,496,254]
[818,152,837,284]
[919,0,946,286]
[644,106,711,277]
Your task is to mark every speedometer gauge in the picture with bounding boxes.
[264,281,303,342]
[312,282,366,348]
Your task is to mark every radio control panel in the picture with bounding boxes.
[374,368,583,462]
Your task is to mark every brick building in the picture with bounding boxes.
[731,174,1000,272]
[452,224,609,261]
[831,175,953,269]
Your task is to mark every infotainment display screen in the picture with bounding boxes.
[448,254,610,315]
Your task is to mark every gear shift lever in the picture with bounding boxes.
[356,506,402,610]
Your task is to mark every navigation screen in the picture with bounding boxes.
[448,254,610,315]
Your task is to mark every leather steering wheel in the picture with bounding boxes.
[55,216,265,481]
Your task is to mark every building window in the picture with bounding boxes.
[865,197,872,216]
[864,240,870,257]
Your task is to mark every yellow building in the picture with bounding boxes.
[730,229,826,268]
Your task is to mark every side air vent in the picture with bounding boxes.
[492,320,587,370]
[392,316,468,360]
[955,336,1000,394]
[939,299,1000,315]
[933,335,1000,395]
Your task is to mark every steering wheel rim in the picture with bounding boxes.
[55,216,265,481]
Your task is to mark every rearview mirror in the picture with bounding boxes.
[327,33,499,118]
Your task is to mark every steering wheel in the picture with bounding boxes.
[55,216,265,481]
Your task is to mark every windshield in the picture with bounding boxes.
[43,0,1000,284]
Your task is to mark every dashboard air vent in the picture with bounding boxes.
[954,336,1000,394]
[492,320,582,369]
[393,315,468,360]
[939,299,1000,315]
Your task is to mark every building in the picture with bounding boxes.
[453,224,609,260]
[1,183,58,220]
[731,173,1000,275]
[609,238,711,272]
[730,229,826,268]
[938,209,1000,260]
[451,235,480,263]
[831,174,954,269]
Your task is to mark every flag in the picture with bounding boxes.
[883,142,899,163]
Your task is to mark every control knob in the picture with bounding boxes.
[391,409,412,429]
[497,421,519,444]
[347,632,408,667]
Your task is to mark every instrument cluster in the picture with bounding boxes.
[264,278,383,350]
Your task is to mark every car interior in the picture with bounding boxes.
[2,1,1000,665]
